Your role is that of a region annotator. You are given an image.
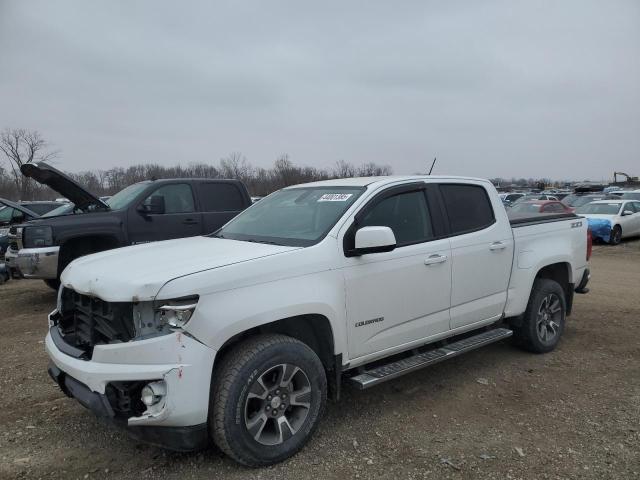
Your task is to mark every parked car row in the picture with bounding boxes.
[500,188,640,245]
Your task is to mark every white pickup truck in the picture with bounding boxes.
[45,176,591,466]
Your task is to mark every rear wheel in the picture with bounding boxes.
[211,334,327,466]
[513,278,566,353]
[610,225,622,245]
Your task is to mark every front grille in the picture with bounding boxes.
[58,289,135,355]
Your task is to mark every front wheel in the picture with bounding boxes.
[610,225,622,245]
[211,334,327,466]
[513,278,566,353]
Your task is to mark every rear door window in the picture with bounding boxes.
[439,184,495,235]
[198,183,245,212]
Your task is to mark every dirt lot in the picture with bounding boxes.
[1,240,639,480]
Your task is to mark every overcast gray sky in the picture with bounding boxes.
[1,1,638,180]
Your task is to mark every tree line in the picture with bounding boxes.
[0,128,392,201]
[1,128,586,202]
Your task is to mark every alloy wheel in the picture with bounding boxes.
[244,364,312,446]
[535,293,562,344]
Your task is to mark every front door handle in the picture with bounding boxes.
[183,219,199,225]
[489,241,507,251]
[424,254,448,265]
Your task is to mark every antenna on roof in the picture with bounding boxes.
[428,157,437,175]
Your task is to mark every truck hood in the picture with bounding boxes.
[21,162,109,212]
[61,236,300,302]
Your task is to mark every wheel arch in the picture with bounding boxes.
[58,234,122,274]
[215,314,336,372]
[533,261,574,316]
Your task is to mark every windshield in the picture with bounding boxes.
[24,203,58,215]
[576,203,621,215]
[215,187,365,246]
[509,203,542,213]
[565,196,603,208]
[0,206,13,223]
[512,195,540,204]
[621,192,640,201]
[106,182,149,210]
[42,203,75,217]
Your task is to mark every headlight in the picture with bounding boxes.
[157,298,198,329]
[23,226,53,248]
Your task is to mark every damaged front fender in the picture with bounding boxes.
[586,218,612,242]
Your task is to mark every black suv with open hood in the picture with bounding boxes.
[7,162,251,289]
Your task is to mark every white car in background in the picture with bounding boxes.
[576,200,640,244]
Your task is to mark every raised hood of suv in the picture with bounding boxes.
[61,236,300,302]
[21,162,109,211]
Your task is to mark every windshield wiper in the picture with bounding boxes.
[243,238,283,246]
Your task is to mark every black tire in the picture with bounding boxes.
[211,334,327,467]
[44,279,60,290]
[513,278,566,353]
[610,225,622,245]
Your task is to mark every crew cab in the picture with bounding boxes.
[44,176,590,466]
[6,162,251,288]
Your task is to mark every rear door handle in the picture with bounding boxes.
[424,254,448,265]
[183,219,199,225]
[489,241,507,251]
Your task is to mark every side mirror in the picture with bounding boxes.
[622,210,634,216]
[138,195,165,215]
[353,226,396,255]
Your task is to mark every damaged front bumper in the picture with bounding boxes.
[45,316,217,451]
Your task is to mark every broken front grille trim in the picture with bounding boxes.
[58,289,135,355]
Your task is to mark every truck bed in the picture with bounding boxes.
[508,212,579,228]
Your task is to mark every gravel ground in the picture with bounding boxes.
[1,239,639,479]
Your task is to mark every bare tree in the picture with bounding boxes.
[220,152,252,181]
[333,159,356,178]
[0,128,57,199]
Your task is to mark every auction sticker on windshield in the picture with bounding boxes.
[318,193,353,202]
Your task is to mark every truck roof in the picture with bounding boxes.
[146,178,244,184]
[287,175,492,189]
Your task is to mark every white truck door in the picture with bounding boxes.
[438,182,514,330]
[342,185,452,360]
